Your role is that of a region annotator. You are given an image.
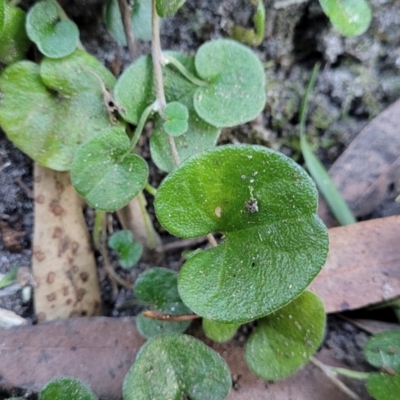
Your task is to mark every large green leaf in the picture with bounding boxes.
[156,0,186,18]
[104,0,152,44]
[26,0,79,58]
[123,334,231,400]
[0,5,30,66]
[155,145,328,323]
[193,39,266,127]
[319,0,372,37]
[245,291,326,380]
[366,372,400,400]
[40,377,98,400]
[115,53,220,172]
[0,50,117,171]
[71,127,148,211]
[364,331,400,371]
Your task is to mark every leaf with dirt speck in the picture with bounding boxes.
[155,145,328,323]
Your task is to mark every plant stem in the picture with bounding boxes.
[310,357,363,400]
[93,209,106,250]
[161,236,208,252]
[207,233,218,247]
[151,0,216,247]
[331,367,370,380]
[168,135,180,165]
[151,0,167,112]
[130,103,155,151]
[118,0,136,60]
[164,54,208,87]
[49,0,69,21]
[145,182,157,196]
[151,0,181,166]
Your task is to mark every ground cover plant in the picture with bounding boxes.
[1,0,397,399]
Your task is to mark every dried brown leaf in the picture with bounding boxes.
[32,164,101,321]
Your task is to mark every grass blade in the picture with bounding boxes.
[300,64,356,226]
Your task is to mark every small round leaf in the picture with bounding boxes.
[193,39,266,127]
[123,334,231,400]
[163,101,189,136]
[136,308,191,339]
[319,0,372,37]
[115,53,220,172]
[108,230,143,269]
[155,145,328,323]
[366,372,400,400]
[203,319,240,343]
[71,127,148,211]
[0,5,31,66]
[364,331,400,371]
[40,377,98,400]
[245,291,326,380]
[134,267,182,308]
[26,0,79,58]
[156,0,186,18]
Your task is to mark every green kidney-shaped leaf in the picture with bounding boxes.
[0,5,30,65]
[163,101,189,136]
[203,319,240,343]
[40,377,98,400]
[108,230,143,268]
[134,268,192,338]
[156,0,186,18]
[245,291,325,380]
[366,373,400,400]
[104,0,151,44]
[364,331,400,371]
[193,39,266,127]
[136,307,191,339]
[319,0,372,37]
[71,127,148,211]
[134,267,183,308]
[123,333,231,400]
[0,50,117,171]
[155,145,329,323]
[115,53,220,172]
[26,0,79,58]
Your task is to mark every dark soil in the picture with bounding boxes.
[1,0,400,398]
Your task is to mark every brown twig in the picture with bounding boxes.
[161,237,208,252]
[142,310,201,321]
[118,0,136,60]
